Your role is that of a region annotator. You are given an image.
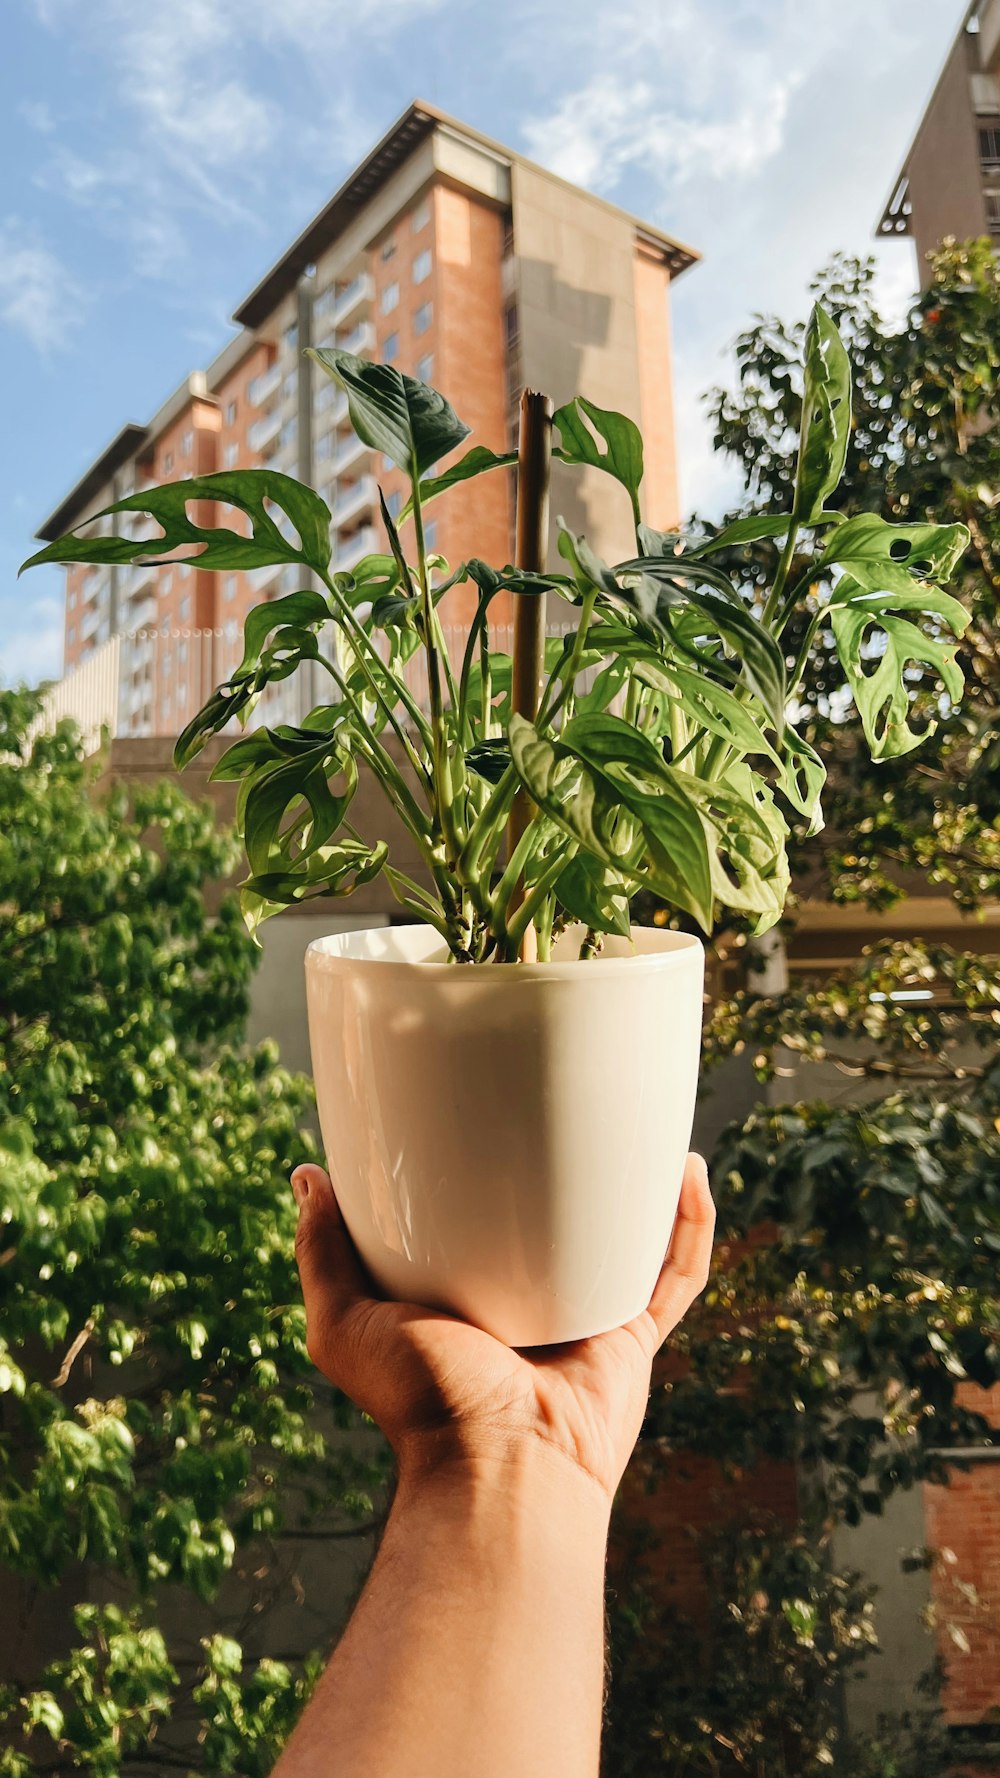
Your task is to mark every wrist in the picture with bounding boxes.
[393,1434,614,1536]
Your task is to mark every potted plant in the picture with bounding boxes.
[24,309,970,1345]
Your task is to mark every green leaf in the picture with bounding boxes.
[776,727,826,832]
[243,741,357,878]
[400,446,517,521]
[829,601,965,759]
[241,839,388,936]
[21,470,333,576]
[818,512,969,582]
[611,549,788,735]
[553,397,644,517]
[465,738,511,784]
[555,854,632,939]
[210,718,346,784]
[689,761,790,929]
[689,515,790,553]
[308,349,470,478]
[510,711,715,930]
[632,658,782,766]
[238,592,331,676]
[793,304,851,522]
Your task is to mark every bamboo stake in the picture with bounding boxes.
[508,388,553,961]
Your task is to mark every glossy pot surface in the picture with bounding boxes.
[305,924,704,1346]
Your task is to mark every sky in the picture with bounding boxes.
[0,0,964,686]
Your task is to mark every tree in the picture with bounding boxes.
[0,694,390,1776]
[603,243,1000,1774]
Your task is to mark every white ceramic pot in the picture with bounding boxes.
[305,924,704,1348]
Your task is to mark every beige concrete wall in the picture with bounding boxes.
[908,32,988,281]
[247,911,388,1080]
[511,160,646,566]
[633,244,680,531]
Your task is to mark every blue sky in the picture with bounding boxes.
[2,0,962,685]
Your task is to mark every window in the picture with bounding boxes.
[224,441,239,469]
[178,640,188,665]
[315,379,339,413]
[314,285,336,317]
[68,589,76,610]
[411,199,430,232]
[179,563,191,579]
[180,595,191,622]
[181,428,194,456]
[414,302,432,335]
[225,400,237,425]
[316,432,332,462]
[413,248,432,284]
[283,322,298,352]
[163,452,174,473]
[980,124,1000,168]
[67,624,75,645]
[381,281,399,314]
[383,454,394,472]
[162,572,172,593]
[380,237,397,262]
[279,419,297,451]
[224,575,238,602]
[424,520,438,551]
[283,371,297,401]
[416,353,433,382]
[384,331,399,363]
[988,191,1000,238]
[385,490,403,519]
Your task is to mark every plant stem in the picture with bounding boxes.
[761,521,800,627]
[319,570,433,777]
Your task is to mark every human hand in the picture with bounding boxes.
[291,1154,714,1505]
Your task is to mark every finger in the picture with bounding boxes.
[292,1165,372,1355]
[645,1153,716,1348]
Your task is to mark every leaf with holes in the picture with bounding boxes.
[830,602,965,759]
[793,304,851,522]
[511,712,714,929]
[309,350,469,478]
[818,512,969,582]
[553,398,644,519]
[242,839,388,937]
[21,471,333,576]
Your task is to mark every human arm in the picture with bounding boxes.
[272,1153,715,1778]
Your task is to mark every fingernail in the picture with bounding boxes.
[291,1168,310,1207]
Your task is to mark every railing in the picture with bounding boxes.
[248,364,281,407]
[331,273,374,328]
[27,619,586,759]
[331,476,376,526]
[337,320,375,356]
[248,410,281,454]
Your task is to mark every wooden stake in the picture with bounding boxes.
[508,388,553,961]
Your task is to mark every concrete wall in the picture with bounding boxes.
[512,159,646,566]
[908,31,988,280]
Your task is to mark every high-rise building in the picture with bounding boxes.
[37,100,698,735]
[877,0,1000,278]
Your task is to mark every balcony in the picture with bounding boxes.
[331,273,374,329]
[248,410,281,454]
[248,363,281,407]
[128,558,157,596]
[337,320,375,357]
[331,476,376,527]
[129,596,157,629]
[334,526,378,572]
[333,432,370,474]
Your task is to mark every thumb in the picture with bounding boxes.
[291,1165,370,1347]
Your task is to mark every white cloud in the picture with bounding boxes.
[0,219,87,355]
[19,99,56,133]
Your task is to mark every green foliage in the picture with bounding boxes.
[24,325,970,960]
[0,695,390,1774]
[608,243,1000,1773]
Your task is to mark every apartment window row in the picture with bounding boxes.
[987,191,1000,237]
[378,200,430,266]
[225,399,238,425]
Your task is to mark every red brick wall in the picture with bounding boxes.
[923,1383,1000,1741]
